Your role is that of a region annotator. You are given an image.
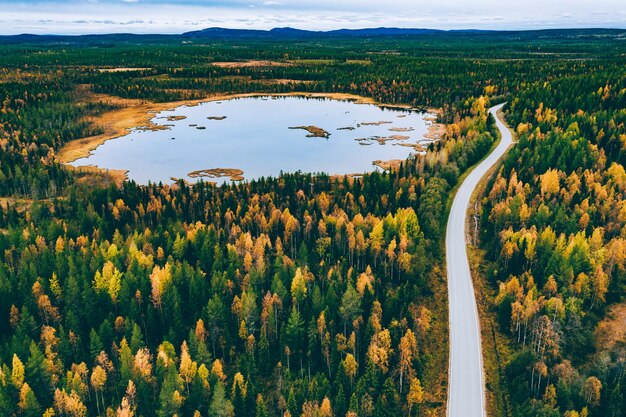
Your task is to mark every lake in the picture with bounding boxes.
[69,95,439,184]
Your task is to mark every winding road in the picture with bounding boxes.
[446,103,513,417]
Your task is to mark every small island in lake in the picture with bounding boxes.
[289,125,331,138]
[166,115,187,121]
[188,168,245,181]
[361,120,392,126]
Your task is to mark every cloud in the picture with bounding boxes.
[0,0,624,35]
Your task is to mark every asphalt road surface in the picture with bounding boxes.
[446,103,513,417]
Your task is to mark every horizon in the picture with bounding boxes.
[2,25,626,38]
[1,0,625,36]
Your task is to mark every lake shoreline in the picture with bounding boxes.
[59,91,443,184]
[59,91,437,163]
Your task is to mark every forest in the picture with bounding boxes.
[0,30,625,417]
[479,62,626,416]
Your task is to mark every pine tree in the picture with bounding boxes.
[210,381,234,417]
[18,383,41,417]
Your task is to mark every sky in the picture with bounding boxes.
[0,0,625,35]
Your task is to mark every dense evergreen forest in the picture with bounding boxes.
[0,30,624,417]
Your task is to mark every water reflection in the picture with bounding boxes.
[70,96,437,184]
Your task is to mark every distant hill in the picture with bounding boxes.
[181,26,626,39]
[0,27,624,44]
[182,27,447,38]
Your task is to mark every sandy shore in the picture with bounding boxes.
[372,159,404,171]
[65,165,129,188]
[424,122,446,140]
